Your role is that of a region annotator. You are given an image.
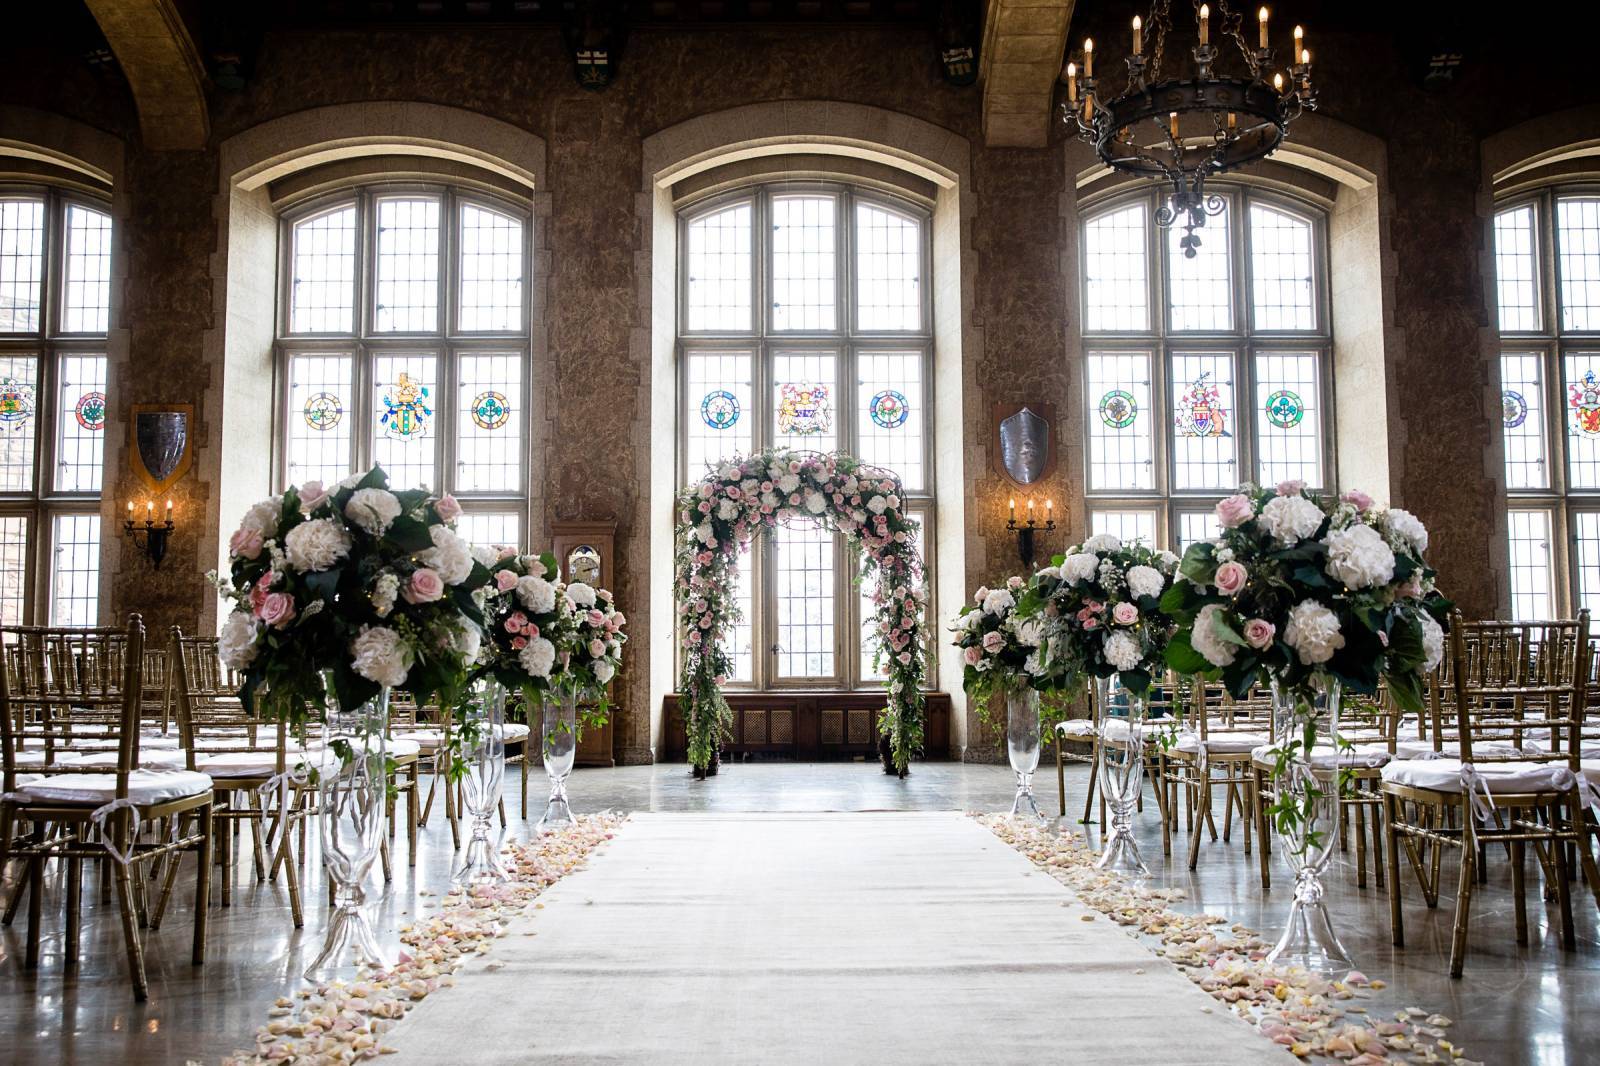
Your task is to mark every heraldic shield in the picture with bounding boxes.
[130,403,195,493]
[997,405,1052,486]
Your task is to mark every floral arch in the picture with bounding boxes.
[676,448,928,776]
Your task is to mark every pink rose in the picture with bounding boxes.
[898,651,912,665]
[512,636,528,650]
[981,631,1005,654]
[1340,489,1374,511]
[588,639,606,657]
[525,623,539,639]
[588,609,605,626]
[298,481,328,511]
[963,645,983,666]
[402,568,445,604]
[230,526,264,560]
[1276,479,1307,497]
[256,592,296,629]
[1007,575,1025,590]
[434,494,462,523]
[1214,561,1249,596]
[498,545,518,560]
[495,569,519,592]
[249,572,275,611]
[1243,618,1275,649]
[1214,494,1254,529]
[1112,601,1139,626]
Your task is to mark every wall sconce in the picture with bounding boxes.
[1006,497,1055,571]
[124,499,175,569]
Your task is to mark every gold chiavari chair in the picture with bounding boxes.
[1158,682,1273,869]
[1381,612,1600,977]
[0,616,213,1000]
[1053,682,1099,820]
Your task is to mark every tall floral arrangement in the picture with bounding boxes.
[215,467,494,725]
[676,448,927,776]
[950,576,1049,707]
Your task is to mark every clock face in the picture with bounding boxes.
[569,544,602,585]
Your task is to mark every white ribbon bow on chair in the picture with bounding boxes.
[1549,766,1600,812]
[256,759,315,845]
[90,797,142,867]
[1458,764,1497,823]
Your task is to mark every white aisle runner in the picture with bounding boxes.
[390,812,1290,1064]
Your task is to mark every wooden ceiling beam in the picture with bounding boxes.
[978,0,1075,148]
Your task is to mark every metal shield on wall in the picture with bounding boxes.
[997,405,1052,485]
[129,403,195,492]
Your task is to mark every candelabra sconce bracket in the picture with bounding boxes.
[1006,516,1056,571]
[124,516,175,569]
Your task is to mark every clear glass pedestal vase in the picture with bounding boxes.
[1006,687,1044,820]
[1265,679,1354,974]
[453,680,509,885]
[304,675,392,980]
[1095,674,1150,877]
[535,688,579,837]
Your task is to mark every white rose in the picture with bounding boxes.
[1061,552,1099,584]
[959,609,985,632]
[1384,508,1429,555]
[593,659,616,684]
[866,495,888,515]
[417,525,474,585]
[1103,629,1142,672]
[777,473,801,494]
[371,572,400,617]
[344,488,402,536]
[1036,565,1061,580]
[1191,603,1238,668]
[1258,494,1325,546]
[518,636,557,679]
[516,574,558,614]
[350,625,412,688]
[1014,616,1045,647]
[1283,600,1346,665]
[717,498,740,522]
[1323,523,1396,590]
[805,492,827,515]
[1419,611,1445,673]
[470,543,500,569]
[283,518,353,573]
[239,496,284,537]
[218,611,261,670]
[981,588,1015,616]
[450,615,483,664]
[1083,534,1122,554]
[566,582,597,609]
[1126,564,1165,600]
[696,521,716,546]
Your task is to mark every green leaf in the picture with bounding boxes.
[1119,667,1152,695]
[1165,635,1210,675]
[357,466,389,491]
[386,515,435,554]
[1213,613,1249,647]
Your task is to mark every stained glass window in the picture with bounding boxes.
[371,355,438,490]
[771,196,836,331]
[0,355,38,493]
[1170,353,1236,490]
[1254,351,1322,487]
[1500,352,1546,491]
[290,204,357,334]
[458,203,524,332]
[286,353,354,487]
[685,201,753,331]
[51,513,100,626]
[855,202,921,331]
[0,198,44,333]
[1249,204,1316,331]
[374,197,441,333]
[685,351,753,476]
[456,353,522,492]
[62,204,112,334]
[774,519,835,678]
[1086,352,1154,491]
[1084,203,1149,332]
[55,354,106,493]
[772,351,838,453]
[1564,354,1600,490]
[1493,204,1540,332]
[856,351,924,491]
[1507,509,1554,621]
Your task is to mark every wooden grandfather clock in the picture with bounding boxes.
[552,520,618,767]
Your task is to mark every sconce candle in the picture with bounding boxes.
[124,498,176,569]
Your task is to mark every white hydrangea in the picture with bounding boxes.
[1013,616,1045,647]
[1024,650,1047,677]
[283,518,353,573]
[566,582,597,609]
[695,521,716,546]
[981,587,1015,616]
[371,572,400,617]
[866,495,889,515]
[1323,522,1396,590]
[1082,534,1122,554]
[1283,600,1346,665]
[1156,550,1181,572]
[1419,611,1445,673]
[418,525,474,585]
[1061,552,1100,584]
[350,625,412,688]
[1103,629,1143,672]
[1384,508,1429,555]
[718,463,741,481]
[1036,565,1061,580]
[239,496,284,537]
[449,614,482,665]
[344,488,402,536]
[218,611,261,670]
[804,492,827,515]
[516,574,558,614]
[593,659,616,684]
[1257,494,1325,546]
[1125,564,1165,600]
[777,473,801,494]
[1191,603,1238,668]
[959,609,985,631]
[518,636,557,679]
[470,543,500,569]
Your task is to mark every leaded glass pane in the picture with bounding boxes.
[456,353,522,492]
[286,353,353,488]
[1507,509,1554,621]
[0,198,44,333]
[859,563,882,683]
[771,196,836,331]
[1558,197,1600,332]
[1500,352,1547,491]
[290,204,357,334]
[684,351,753,476]
[55,354,105,493]
[1170,352,1237,490]
[456,512,521,553]
[1249,204,1315,331]
[1090,509,1157,546]
[856,351,923,491]
[854,202,921,331]
[458,203,524,332]
[1084,203,1149,331]
[1564,353,1600,489]
[50,513,99,626]
[374,197,440,333]
[371,353,438,490]
[1177,510,1221,553]
[1575,513,1600,621]
[728,553,754,684]
[685,202,753,332]
[0,515,26,626]
[1168,200,1233,332]
[772,350,837,453]
[1086,352,1153,491]
[1254,351,1323,488]
[1493,204,1540,332]
[774,519,835,677]
[62,204,112,334]
[0,355,38,493]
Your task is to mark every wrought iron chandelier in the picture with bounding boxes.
[1062,1,1317,256]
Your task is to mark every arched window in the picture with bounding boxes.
[1079,186,1332,550]
[677,182,932,688]
[1493,187,1600,619]
[0,187,111,625]
[275,184,531,546]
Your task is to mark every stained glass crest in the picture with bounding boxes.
[777,382,831,436]
[380,372,432,442]
[1264,389,1304,430]
[1098,389,1137,429]
[303,391,344,432]
[1570,369,1600,436]
[74,390,106,431]
[1502,389,1528,429]
[0,377,35,432]
[700,389,740,430]
[1174,371,1230,438]
[868,389,909,429]
[471,390,510,430]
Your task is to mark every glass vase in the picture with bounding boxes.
[1095,673,1150,877]
[535,688,579,837]
[304,673,391,980]
[1265,679,1353,974]
[453,679,509,885]
[1005,686,1043,820]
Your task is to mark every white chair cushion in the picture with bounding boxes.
[199,750,332,779]
[1175,731,1269,755]
[15,770,212,806]
[498,723,530,742]
[13,750,82,769]
[396,729,446,748]
[72,749,189,771]
[1380,758,1580,795]
[1521,737,1600,759]
[1393,738,1524,760]
[137,734,182,749]
[1056,720,1096,738]
[388,738,421,760]
[1251,743,1393,770]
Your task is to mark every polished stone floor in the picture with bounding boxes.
[1,760,1594,1065]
